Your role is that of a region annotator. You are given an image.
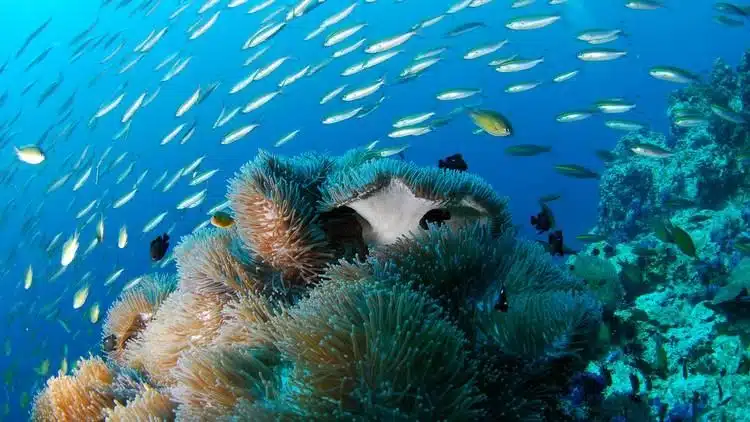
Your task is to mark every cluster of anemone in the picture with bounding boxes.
[31,148,605,421]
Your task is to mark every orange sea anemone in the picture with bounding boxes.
[215,291,277,347]
[228,154,334,285]
[104,387,176,422]
[170,344,280,420]
[31,356,115,422]
[175,228,263,297]
[102,273,177,366]
[123,289,225,385]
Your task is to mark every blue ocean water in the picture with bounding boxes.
[0,0,745,420]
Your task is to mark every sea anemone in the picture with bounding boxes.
[123,289,225,385]
[171,344,281,420]
[175,228,262,297]
[319,158,512,248]
[102,273,177,366]
[214,291,277,346]
[456,237,602,362]
[267,278,485,419]
[370,223,510,326]
[476,290,601,361]
[228,153,333,285]
[31,357,115,421]
[321,258,373,284]
[104,387,176,422]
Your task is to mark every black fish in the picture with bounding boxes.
[548,230,565,256]
[102,334,117,352]
[150,233,170,261]
[438,153,468,171]
[531,203,555,233]
[419,209,451,230]
[494,285,509,312]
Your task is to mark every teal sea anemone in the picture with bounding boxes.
[320,159,513,247]
[266,278,486,420]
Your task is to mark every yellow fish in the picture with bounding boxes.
[210,211,235,228]
[469,109,513,136]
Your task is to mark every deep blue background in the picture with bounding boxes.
[0,0,743,419]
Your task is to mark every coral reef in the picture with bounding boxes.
[577,50,750,421]
[597,51,750,243]
[31,147,606,421]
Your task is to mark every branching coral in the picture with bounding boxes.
[175,228,263,297]
[171,345,280,420]
[123,289,225,385]
[267,278,485,420]
[102,273,177,366]
[229,153,334,285]
[104,388,176,422]
[31,357,115,421]
[320,159,513,247]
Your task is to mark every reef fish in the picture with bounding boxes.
[438,154,468,171]
[469,109,513,136]
[531,203,555,234]
[504,144,551,156]
[211,211,235,228]
[150,234,170,262]
[553,164,599,179]
[631,143,674,158]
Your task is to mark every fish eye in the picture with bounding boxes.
[419,209,452,230]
